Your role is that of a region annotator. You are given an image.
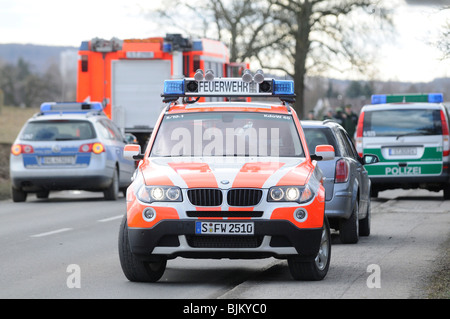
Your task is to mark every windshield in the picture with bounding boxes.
[363,109,442,137]
[21,120,96,141]
[150,112,304,157]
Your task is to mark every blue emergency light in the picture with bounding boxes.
[40,102,104,114]
[164,80,185,95]
[371,93,444,105]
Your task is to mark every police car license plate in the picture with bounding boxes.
[195,221,254,235]
[42,156,75,165]
[389,147,417,156]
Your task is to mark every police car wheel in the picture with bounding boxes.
[104,169,119,200]
[118,214,166,282]
[359,201,371,237]
[11,187,27,203]
[36,191,49,199]
[443,185,450,200]
[339,200,359,244]
[287,217,331,281]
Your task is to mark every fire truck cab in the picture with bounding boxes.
[76,34,247,147]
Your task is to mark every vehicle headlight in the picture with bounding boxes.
[137,186,182,203]
[268,185,314,203]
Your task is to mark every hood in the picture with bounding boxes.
[140,157,314,189]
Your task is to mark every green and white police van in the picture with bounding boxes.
[355,93,450,199]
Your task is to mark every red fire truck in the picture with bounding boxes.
[76,34,247,146]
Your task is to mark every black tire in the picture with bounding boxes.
[443,184,450,200]
[11,187,27,202]
[288,217,331,281]
[359,200,371,237]
[104,168,119,200]
[118,214,166,282]
[339,200,359,244]
[36,190,49,199]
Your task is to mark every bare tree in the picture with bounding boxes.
[437,6,450,59]
[148,0,393,118]
[150,0,284,63]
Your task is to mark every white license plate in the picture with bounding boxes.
[389,147,417,156]
[195,221,254,235]
[42,156,75,165]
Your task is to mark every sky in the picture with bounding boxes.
[0,0,449,83]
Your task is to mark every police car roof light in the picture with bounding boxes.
[371,93,444,105]
[40,102,103,113]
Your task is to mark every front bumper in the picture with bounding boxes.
[128,219,323,261]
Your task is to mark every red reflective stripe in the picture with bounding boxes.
[168,162,218,188]
[232,162,284,188]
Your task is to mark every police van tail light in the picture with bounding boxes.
[356,111,365,157]
[79,142,105,154]
[440,110,450,156]
[335,159,350,183]
[11,144,34,156]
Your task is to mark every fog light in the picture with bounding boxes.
[143,207,156,222]
[294,208,307,222]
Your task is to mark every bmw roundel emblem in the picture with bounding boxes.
[221,180,229,185]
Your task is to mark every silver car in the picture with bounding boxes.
[10,102,136,202]
[302,120,378,243]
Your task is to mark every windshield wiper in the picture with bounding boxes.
[395,131,428,140]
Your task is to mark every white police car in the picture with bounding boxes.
[10,102,135,202]
[355,93,450,198]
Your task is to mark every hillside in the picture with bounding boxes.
[0,43,78,73]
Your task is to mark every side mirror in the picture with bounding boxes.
[362,154,379,165]
[125,133,138,144]
[124,144,144,161]
[311,144,335,161]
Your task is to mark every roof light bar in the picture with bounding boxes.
[40,102,103,113]
[371,93,444,105]
[163,78,295,97]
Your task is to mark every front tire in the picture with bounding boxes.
[288,217,331,281]
[11,187,27,202]
[118,214,166,282]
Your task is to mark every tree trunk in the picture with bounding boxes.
[292,0,312,119]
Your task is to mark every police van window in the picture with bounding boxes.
[363,109,442,137]
[150,112,304,157]
[21,120,96,141]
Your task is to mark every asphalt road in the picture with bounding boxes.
[0,188,448,299]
